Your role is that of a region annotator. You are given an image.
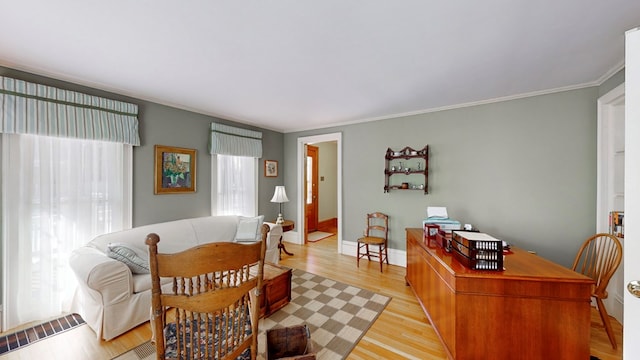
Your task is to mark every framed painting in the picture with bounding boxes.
[264,160,278,177]
[154,145,197,194]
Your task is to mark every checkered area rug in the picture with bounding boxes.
[257,268,391,360]
[113,268,391,360]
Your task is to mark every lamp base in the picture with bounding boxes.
[276,214,284,224]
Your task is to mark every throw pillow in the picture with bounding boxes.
[235,215,265,242]
[106,243,150,274]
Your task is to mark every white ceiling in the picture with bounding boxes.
[1,1,639,133]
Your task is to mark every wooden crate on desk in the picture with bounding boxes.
[451,231,503,271]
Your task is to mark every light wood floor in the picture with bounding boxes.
[0,234,623,359]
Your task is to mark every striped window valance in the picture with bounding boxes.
[0,76,140,145]
[209,122,262,158]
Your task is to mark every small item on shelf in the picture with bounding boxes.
[401,182,409,189]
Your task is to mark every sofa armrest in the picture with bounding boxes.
[263,222,283,263]
[264,222,283,248]
[69,246,133,305]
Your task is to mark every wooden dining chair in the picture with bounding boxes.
[357,212,389,272]
[146,224,268,360]
[571,233,623,349]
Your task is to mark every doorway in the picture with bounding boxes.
[296,133,342,253]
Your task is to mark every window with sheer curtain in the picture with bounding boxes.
[212,155,258,216]
[1,134,132,329]
[0,76,138,331]
[208,123,262,217]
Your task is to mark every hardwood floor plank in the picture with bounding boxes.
[0,234,623,359]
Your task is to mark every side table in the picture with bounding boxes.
[274,219,294,259]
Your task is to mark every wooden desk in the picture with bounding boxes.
[405,228,593,360]
[274,220,294,259]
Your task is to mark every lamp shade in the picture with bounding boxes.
[270,186,289,203]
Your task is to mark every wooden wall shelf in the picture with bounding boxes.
[384,145,428,194]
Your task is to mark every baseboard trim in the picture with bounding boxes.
[318,218,337,232]
[341,240,406,267]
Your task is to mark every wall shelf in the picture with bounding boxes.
[384,145,428,194]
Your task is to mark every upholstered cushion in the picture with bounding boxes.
[163,311,252,360]
[106,243,149,274]
[234,215,265,242]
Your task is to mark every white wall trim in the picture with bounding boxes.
[285,82,602,134]
[596,82,625,325]
[342,241,407,268]
[597,82,626,233]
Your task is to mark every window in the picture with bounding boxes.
[212,154,258,216]
[1,134,132,330]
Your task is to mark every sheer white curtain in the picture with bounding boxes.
[1,133,132,330]
[213,155,257,216]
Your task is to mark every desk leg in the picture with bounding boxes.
[278,236,294,259]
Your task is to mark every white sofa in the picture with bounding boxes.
[69,215,282,341]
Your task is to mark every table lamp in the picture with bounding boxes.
[270,186,289,224]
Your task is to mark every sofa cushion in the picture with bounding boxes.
[106,243,149,274]
[132,273,173,293]
[235,215,265,242]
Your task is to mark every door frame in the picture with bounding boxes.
[597,82,625,323]
[296,132,342,253]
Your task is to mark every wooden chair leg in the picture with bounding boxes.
[357,243,361,268]
[595,298,617,349]
[366,244,372,261]
[379,245,383,272]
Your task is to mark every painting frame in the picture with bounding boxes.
[154,145,197,194]
[264,160,278,177]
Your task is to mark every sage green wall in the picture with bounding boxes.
[0,66,285,227]
[316,141,338,222]
[0,64,626,269]
[284,85,622,268]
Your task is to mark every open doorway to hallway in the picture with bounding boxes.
[304,142,337,243]
[296,133,342,254]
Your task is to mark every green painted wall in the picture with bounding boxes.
[0,65,626,269]
[284,83,623,268]
[316,141,338,223]
[0,66,285,227]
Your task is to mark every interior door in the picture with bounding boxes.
[624,26,640,358]
[305,145,319,236]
